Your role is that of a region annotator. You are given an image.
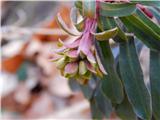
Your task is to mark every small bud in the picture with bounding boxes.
[79,61,88,75]
[55,57,66,69]
[64,62,78,77]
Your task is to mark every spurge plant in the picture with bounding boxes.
[52,0,160,120]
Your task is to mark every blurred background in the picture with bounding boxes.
[1,1,91,119]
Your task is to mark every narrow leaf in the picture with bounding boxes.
[68,79,81,92]
[80,84,93,99]
[70,7,85,32]
[90,99,103,119]
[100,17,128,42]
[97,40,124,104]
[135,9,160,35]
[99,2,137,17]
[119,37,152,120]
[56,13,80,36]
[92,27,118,41]
[120,14,160,51]
[74,1,83,15]
[116,95,137,120]
[95,88,113,118]
[150,50,160,120]
[131,0,160,7]
[97,16,124,104]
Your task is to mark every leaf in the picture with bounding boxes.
[90,99,103,119]
[131,0,160,7]
[116,95,137,120]
[92,27,118,41]
[120,14,160,51]
[56,13,80,36]
[100,17,128,42]
[135,9,160,35]
[94,88,113,118]
[68,78,93,99]
[68,79,81,92]
[119,36,152,120]
[150,50,160,120]
[70,7,85,32]
[96,40,124,104]
[99,2,137,17]
[80,84,93,100]
[74,1,83,15]
[96,16,124,104]
[75,1,82,9]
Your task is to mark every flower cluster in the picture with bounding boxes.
[51,4,119,84]
[52,16,107,84]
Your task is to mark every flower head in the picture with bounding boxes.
[52,7,118,84]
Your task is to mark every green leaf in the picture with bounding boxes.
[99,2,137,17]
[97,16,124,104]
[68,78,93,99]
[80,84,93,100]
[100,17,128,42]
[56,13,80,36]
[75,1,82,10]
[70,7,85,32]
[120,14,160,51]
[150,50,160,120]
[116,95,137,120]
[100,16,116,30]
[95,88,113,118]
[131,0,160,7]
[90,99,103,119]
[74,1,83,15]
[93,27,118,41]
[135,9,160,35]
[119,36,152,120]
[97,40,124,104]
[68,79,80,92]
